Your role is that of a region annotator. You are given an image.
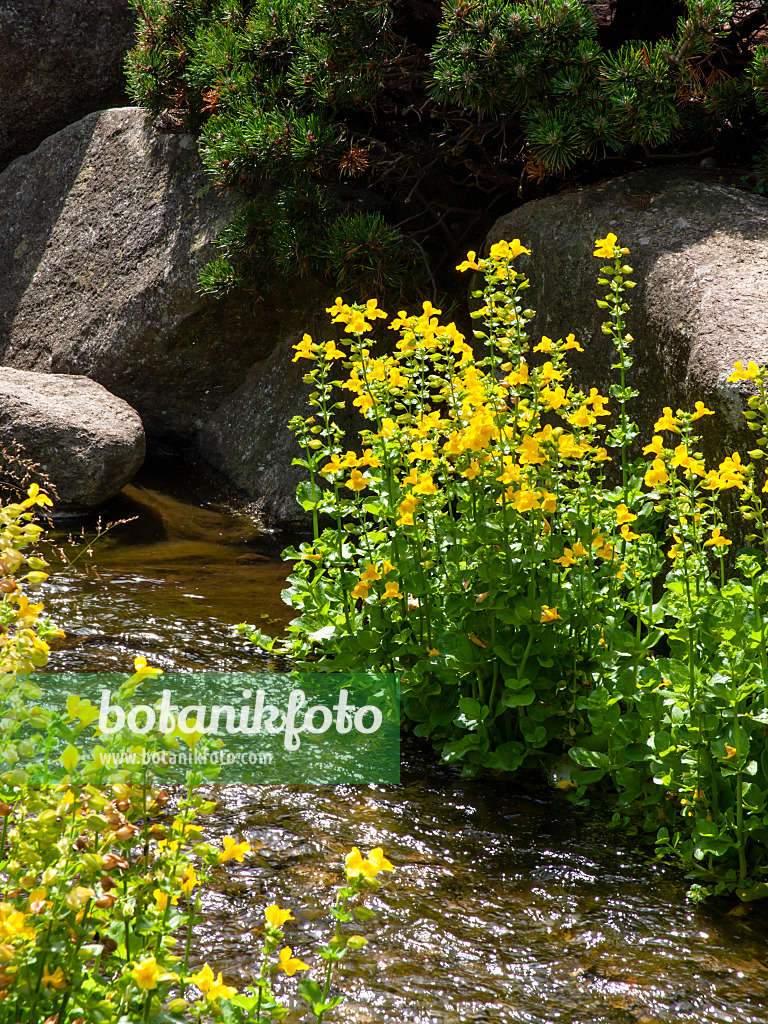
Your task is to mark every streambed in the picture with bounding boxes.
[35,459,768,1024]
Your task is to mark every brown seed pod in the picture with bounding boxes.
[101,853,129,871]
[112,825,138,842]
[94,894,117,910]
[100,875,118,891]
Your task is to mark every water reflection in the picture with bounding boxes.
[198,763,768,1024]
[33,459,768,1023]
[38,459,294,672]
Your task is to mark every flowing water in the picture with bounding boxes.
[35,459,768,1024]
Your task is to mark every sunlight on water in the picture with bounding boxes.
[33,458,768,1024]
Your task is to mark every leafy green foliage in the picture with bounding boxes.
[126,0,766,297]
[243,235,768,899]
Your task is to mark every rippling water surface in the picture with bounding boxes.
[36,459,768,1024]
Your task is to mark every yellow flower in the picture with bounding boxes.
[322,340,346,361]
[615,503,637,526]
[728,360,760,382]
[509,488,540,513]
[691,400,715,420]
[717,453,747,490]
[278,947,310,976]
[644,458,669,489]
[704,528,731,548]
[326,296,350,320]
[186,964,237,999]
[292,333,316,362]
[382,581,403,600]
[0,905,34,943]
[593,232,628,258]
[360,449,381,468]
[540,490,557,513]
[539,360,563,384]
[456,250,482,272]
[654,407,681,434]
[153,889,179,912]
[408,440,437,463]
[364,298,388,320]
[643,435,665,456]
[345,313,372,334]
[488,238,530,261]
[541,385,568,411]
[569,405,594,429]
[178,865,198,895]
[516,436,545,465]
[265,904,294,929]
[665,531,683,560]
[345,468,369,492]
[351,581,371,601]
[397,495,418,525]
[361,563,381,582]
[41,965,68,990]
[413,473,438,495]
[353,391,375,414]
[671,443,705,476]
[592,447,611,462]
[209,974,238,1000]
[724,743,738,758]
[592,535,614,560]
[558,434,584,459]
[22,482,53,508]
[186,964,215,993]
[533,336,554,353]
[132,957,161,991]
[573,541,587,557]
[554,548,575,567]
[539,605,561,623]
[345,846,394,881]
[620,524,639,542]
[461,460,480,480]
[220,836,251,863]
[561,333,583,352]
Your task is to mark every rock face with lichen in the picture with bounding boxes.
[0,0,135,169]
[0,107,324,442]
[485,168,768,464]
[0,367,145,510]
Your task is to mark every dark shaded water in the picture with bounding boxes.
[36,460,768,1023]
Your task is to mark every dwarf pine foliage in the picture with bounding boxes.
[127,0,764,294]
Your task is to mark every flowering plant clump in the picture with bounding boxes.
[242,233,768,900]
[0,486,396,1021]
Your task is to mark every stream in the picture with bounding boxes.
[35,458,768,1024]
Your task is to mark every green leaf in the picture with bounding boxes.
[568,747,611,770]
[298,979,323,1006]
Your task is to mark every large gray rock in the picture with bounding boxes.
[0,367,145,509]
[0,1,135,169]
[197,336,318,528]
[0,108,315,441]
[486,169,768,464]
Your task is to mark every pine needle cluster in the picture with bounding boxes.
[125,0,767,296]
